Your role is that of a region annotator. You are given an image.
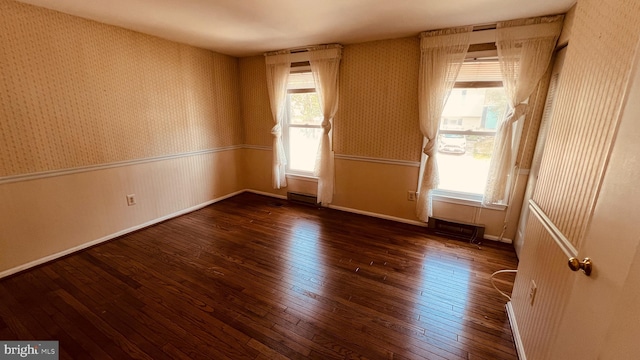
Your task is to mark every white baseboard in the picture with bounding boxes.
[241,190,428,228]
[506,301,527,360]
[244,189,287,199]
[484,234,514,244]
[0,190,245,279]
[327,204,428,227]
[1,188,511,279]
[240,192,515,244]
[326,203,512,244]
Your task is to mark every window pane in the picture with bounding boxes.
[438,135,494,194]
[441,88,507,130]
[289,93,323,125]
[438,87,508,195]
[288,127,322,173]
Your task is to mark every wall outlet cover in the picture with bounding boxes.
[126,194,136,206]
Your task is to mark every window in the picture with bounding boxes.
[284,69,323,175]
[436,61,510,197]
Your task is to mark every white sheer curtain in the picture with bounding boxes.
[416,26,472,221]
[309,45,342,205]
[265,51,292,189]
[482,16,563,205]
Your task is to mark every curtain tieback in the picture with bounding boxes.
[506,103,528,124]
[271,124,282,137]
[321,119,332,134]
[423,138,436,157]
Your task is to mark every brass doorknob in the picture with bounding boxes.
[568,257,592,276]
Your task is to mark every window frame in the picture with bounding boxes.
[432,77,517,208]
[283,65,323,177]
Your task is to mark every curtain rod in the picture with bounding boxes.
[265,44,342,56]
[473,24,497,31]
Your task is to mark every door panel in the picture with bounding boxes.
[551,44,640,358]
[510,0,640,358]
[531,1,640,250]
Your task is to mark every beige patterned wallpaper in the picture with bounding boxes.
[335,38,423,162]
[239,56,273,147]
[238,35,553,165]
[0,0,242,177]
[239,37,424,161]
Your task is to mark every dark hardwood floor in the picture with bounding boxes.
[0,192,519,359]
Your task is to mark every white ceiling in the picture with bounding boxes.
[17,0,575,57]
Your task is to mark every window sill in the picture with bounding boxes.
[285,173,318,182]
[431,189,507,211]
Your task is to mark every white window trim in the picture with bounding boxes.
[285,173,318,182]
[283,94,321,178]
[284,65,321,178]
[431,189,506,210]
[430,69,518,208]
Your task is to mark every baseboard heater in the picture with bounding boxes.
[287,192,318,206]
[427,217,485,243]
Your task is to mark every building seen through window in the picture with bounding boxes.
[437,63,509,195]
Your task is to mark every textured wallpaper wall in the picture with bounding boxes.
[1,0,552,179]
[335,38,423,162]
[239,38,424,161]
[0,0,242,177]
[239,56,273,147]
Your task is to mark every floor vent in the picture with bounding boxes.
[427,217,485,243]
[287,192,318,206]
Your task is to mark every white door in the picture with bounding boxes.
[549,47,640,358]
[509,13,640,359]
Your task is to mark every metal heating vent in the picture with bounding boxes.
[287,192,318,206]
[427,217,485,243]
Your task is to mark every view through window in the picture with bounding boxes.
[285,70,322,174]
[438,86,508,195]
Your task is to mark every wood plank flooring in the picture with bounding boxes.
[0,192,519,359]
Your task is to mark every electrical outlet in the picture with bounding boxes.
[126,194,136,206]
[407,191,416,201]
[529,280,537,305]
